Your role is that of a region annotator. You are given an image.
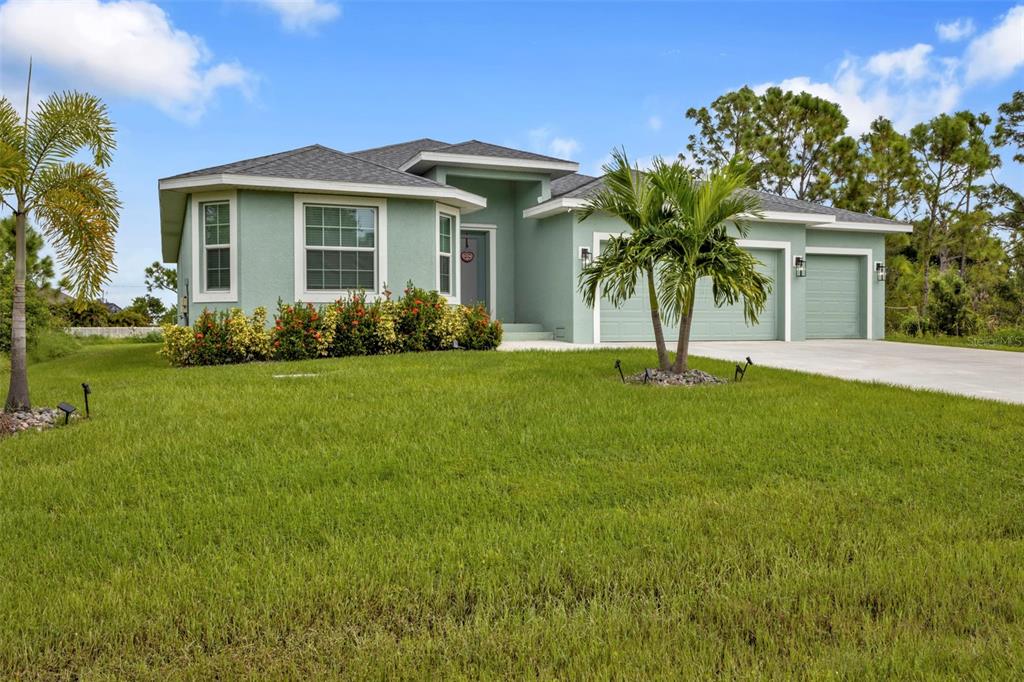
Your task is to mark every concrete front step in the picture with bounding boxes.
[503,331,554,341]
[501,323,546,333]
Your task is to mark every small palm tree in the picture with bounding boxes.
[577,149,672,370]
[647,159,772,372]
[0,66,119,410]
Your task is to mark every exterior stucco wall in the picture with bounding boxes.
[181,191,441,323]
[565,213,889,342]
[516,210,574,338]
[387,198,437,293]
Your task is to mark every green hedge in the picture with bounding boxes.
[161,286,502,367]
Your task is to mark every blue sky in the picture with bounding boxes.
[1,0,1021,306]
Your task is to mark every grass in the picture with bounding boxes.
[1,344,1022,678]
[886,331,1024,353]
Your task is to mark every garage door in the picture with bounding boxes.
[806,254,863,339]
[599,247,780,342]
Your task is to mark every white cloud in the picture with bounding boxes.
[527,126,581,160]
[964,6,1024,83]
[0,0,254,122]
[549,137,580,159]
[866,44,933,80]
[936,18,976,42]
[648,115,663,131]
[752,7,1024,135]
[256,0,340,32]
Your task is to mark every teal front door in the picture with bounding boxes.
[460,231,490,313]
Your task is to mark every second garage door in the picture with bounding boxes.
[805,254,864,339]
[599,247,780,342]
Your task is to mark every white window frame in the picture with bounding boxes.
[435,203,460,303]
[293,194,388,303]
[191,190,238,303]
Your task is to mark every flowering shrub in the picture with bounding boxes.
[328,293,402,357]
[161,284,503,367]
[460,303,503,350]
[270,301,332,361]
[161,307,271,366]
[395,285,449,352]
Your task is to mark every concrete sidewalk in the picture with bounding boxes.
[499,339,1024,404]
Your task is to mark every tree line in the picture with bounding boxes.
[684,87,1023,335]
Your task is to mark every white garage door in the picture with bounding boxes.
[599,248,780,342]
[805,254,864,339]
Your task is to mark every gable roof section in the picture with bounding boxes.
[537,173,910,231]
[397,139,579,178]
[349,138,450,169]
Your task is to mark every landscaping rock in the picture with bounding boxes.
[0,408,62,438]
[627,368,726,387]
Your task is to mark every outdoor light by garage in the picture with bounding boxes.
[793,255,807,277]
[875,261,887,281]
[579,246,593,267]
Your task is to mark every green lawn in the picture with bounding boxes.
[1,344,1022,678]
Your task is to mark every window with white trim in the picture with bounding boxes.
[304,204,376,291]
[201,201,231,291]
[438,212,454,295]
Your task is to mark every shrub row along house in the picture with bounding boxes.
[158,139,910,343]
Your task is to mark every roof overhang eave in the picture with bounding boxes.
[400,151,579,179]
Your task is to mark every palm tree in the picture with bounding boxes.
[577,149,673,370]
[0,65,119,410]
[646,159,772,373]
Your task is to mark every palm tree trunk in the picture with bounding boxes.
[645,266,670,370]
[5,208,31,411]
[671,289,696,374]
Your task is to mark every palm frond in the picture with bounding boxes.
[32,162,120,298]
[0,97,26,198]
[25,91,116,197]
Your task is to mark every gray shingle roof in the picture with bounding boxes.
[162,144,445,188]
[352,138,578,169]
[436,140,575,164]
[550,173,601,197]
[349,138,450,169]
[550,174,904,226]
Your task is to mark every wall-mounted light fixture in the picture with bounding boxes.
[793,255,807,278]
[579,246,593,267]
[875,261,887,282]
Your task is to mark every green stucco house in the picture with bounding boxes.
[158,138,910,343]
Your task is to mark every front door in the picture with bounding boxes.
[459,231,490,313]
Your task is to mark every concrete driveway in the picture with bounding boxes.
[499,339,1024,404]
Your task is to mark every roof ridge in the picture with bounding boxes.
[350,137,448,155]
[314,143,451,188]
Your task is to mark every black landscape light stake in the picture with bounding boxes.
[614,359,625,383]
[81,383,91,417]
[734,356,754,382]
[643,368,653,384]
[57,402,76,425]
